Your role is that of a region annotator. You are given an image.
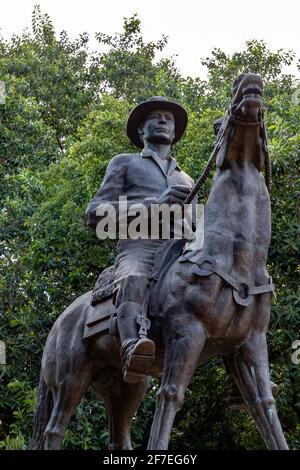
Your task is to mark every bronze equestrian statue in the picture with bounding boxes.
[29,74,288,450]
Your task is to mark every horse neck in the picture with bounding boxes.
[201,125,271,278]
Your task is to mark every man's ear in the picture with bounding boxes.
[171,126,175,144]
[138,124,145,145]
[138,124,144,138]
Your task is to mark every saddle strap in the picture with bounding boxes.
[182,253,275,307]
[208,264,275,295]
[248,284,275,295]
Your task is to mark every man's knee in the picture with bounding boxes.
[117,301,141,321]
[115,276,149,306]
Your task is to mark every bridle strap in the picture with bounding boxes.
[229,115,263,127]
[182,107,271,204]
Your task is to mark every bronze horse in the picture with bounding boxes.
[29,74,288,450]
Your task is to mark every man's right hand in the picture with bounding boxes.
[157,184,192,205]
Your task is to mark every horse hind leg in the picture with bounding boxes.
[28,376,53,449]
[226,332,288,450]
[43,370,92,450]
[148,316,206,450]
[93,368,150,450]
[43,344,93,450]
[30,349,92,449]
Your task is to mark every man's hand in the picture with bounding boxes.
[157,184,191,205]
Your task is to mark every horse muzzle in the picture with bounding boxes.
[231,74,265,122]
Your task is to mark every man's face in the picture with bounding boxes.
[139,109,175,145]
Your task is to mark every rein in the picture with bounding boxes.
[183,108,271,205]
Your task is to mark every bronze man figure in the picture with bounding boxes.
[85,97,194,383]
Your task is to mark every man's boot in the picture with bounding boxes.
[117,301,155,384]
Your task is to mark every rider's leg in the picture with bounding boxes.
[115,275,155,384]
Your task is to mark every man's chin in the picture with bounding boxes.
[149,136,173,145]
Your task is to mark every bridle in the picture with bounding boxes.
[183,102,271,206]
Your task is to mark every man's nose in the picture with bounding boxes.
[158,115,167,123]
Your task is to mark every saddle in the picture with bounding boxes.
[83,239,186,339]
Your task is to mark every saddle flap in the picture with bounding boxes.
[86,298,116,327]
[84,297,117,339]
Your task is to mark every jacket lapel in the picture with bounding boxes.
[167,157,180,175]
[141,148,180,178]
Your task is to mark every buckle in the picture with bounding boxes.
[137,314,151,337]
[233,282,252,307]
[238,283,249,299]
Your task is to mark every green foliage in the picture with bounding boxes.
[94,13,178,103]
[202,39,295,108]
[0,7,299,449]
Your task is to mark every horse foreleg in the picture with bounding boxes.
[148,316,206,450]
[226,332,288,450]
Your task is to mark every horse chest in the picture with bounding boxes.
[172,270,260,345]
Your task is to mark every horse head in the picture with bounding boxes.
[214,73,270,187]
[230,73,264,123]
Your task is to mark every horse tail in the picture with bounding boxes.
[28,375,53,449]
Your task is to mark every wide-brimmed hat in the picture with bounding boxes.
[127,96,188,148]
